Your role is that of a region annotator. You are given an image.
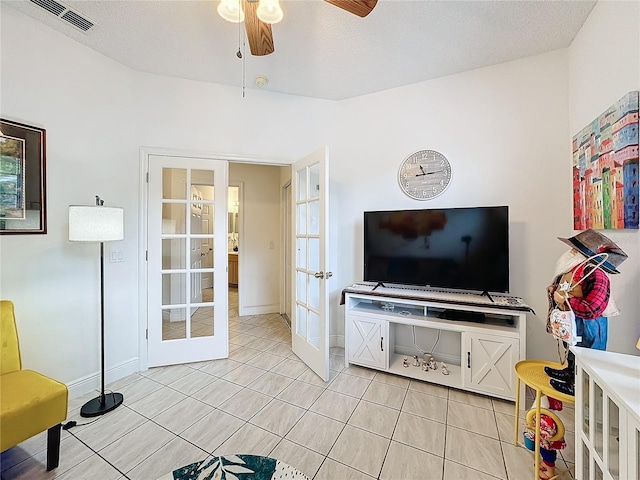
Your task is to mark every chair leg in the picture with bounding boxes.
[46,424,62,471]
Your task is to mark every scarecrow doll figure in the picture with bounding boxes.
[544,229,628,396]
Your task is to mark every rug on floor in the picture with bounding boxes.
[157,454,310,480]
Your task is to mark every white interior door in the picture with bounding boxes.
[147,155,228,367]
[291,148,331,381]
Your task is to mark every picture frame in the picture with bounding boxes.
[0,119,47,234]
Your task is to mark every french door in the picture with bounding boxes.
[291,148,331,381]
[147,155,228,367]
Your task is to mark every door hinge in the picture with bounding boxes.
[145,250,148,261]
[146,172,149,183]
[146,328,148,340]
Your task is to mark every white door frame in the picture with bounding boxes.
[281,181,292,324]
[138,147,291,371]
[229,181,244,314]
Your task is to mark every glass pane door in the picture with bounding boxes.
[291,148,330,381]
[148,156,228,367]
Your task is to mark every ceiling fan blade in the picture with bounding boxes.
[324,0,377,17]
[243,0,274,56]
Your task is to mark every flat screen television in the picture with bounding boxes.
[364,206,509,293]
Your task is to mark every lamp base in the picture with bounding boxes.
[80,392,123,418]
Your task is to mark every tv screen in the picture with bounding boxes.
[364,206,509,293]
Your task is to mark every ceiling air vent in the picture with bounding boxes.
[60,10,93,31]
[29,0,95,33]
[30,0,65,16]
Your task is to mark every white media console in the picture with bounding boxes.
[343,283,532,401]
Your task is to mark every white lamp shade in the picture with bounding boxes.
[218,0,244,23]
[69,205,124,242]
[256,0,283,24]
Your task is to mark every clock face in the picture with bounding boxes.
[398,150,452,200]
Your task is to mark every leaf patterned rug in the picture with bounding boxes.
[157,454,310,480]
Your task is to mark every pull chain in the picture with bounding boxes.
[237,20,245,98]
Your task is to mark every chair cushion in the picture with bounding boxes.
[0,370,68,452]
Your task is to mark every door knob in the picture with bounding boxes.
[314,271,324,279]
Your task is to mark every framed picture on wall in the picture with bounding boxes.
[0,119,47,234]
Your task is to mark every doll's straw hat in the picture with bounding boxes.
[558,229,628,274]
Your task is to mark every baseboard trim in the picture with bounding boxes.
[66,357,139,400]
[331,334,345,349]
[239,304,279,316]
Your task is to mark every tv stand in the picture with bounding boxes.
[372,281,386,291]
[342,283,530,401]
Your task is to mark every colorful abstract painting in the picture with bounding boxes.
[572,91,639,230]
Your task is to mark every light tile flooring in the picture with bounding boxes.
[1,289,576,480]
[162,288,216,340]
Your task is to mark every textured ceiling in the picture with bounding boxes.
[5,0,596,100]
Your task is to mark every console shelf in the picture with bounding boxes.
[343,284,529,401]
[388,353,463,388]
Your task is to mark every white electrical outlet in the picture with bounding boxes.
[269,240,275,250]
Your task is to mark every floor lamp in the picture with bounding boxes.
[69,196,124,417]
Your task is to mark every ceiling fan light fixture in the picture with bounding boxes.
[218,0,244,23]
[256,0,283,24]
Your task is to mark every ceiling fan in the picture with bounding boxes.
[218,0,378,56]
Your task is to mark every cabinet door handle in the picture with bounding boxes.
[467,352,471,368]
[381,337,384,351]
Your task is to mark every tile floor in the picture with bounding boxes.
[0,289,576,480]
[162,288,216,340]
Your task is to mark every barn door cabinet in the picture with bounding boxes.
[344,286,529,401]
[573,346,640,480]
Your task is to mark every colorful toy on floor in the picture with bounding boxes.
[523,396,566,480]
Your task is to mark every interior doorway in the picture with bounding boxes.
[228,162,289,319]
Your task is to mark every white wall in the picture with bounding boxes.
[0,6,140,390]
[134,73,334,161]
[567,0,640,355]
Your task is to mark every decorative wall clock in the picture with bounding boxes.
[398,150,452,200]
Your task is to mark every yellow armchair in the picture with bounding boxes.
[0,301,68,471]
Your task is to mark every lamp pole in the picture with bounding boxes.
[99,240,105,405]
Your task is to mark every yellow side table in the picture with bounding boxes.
[514,360,575,480]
